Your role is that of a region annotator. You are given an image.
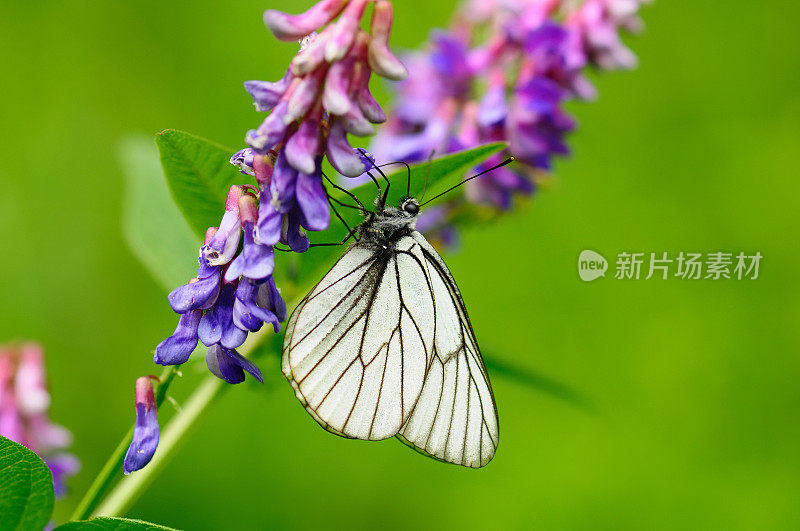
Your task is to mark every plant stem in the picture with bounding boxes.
[87,330,270,518]
[94,374,226,517]
[69,425,134,522]
[70,365,179,521]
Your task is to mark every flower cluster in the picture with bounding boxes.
[155,186,284,384]
[230,0,407,251]
[156,1,406,384]
[0,343,79,496]
[371,0,649,234]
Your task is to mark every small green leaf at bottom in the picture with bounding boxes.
[0,436,55,531]
[55,517,178,530]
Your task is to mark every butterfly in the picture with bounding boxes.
[281,158,511,468]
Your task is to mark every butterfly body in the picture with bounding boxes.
[282,195,499,467]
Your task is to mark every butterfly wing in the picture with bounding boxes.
[395,232,499,468]
[282,230,499,467]
[282,236,435,440]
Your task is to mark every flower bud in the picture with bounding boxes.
[368,2,407,81]
[263,0,348,41]
[285,70,325,123]
[203,187,244,267]
[14,344,50,416]
[285,119,322,175]
[253,154,274,185]
[123,377,159,475]
[244,73,291,112]
[154,310,202,365]
[324,0,369,62]
[326,120,368,177]
[238,194,259,225]
[206,345,263,385]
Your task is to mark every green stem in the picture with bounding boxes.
[94,374,226,517]
[70,365,179,521]
[87,329,270,518]
[69,425,134,522]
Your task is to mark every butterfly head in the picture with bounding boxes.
[400,197,420,217]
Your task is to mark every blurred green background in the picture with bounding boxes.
[2,0,800,529]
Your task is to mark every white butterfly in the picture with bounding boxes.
[282,180,500,468]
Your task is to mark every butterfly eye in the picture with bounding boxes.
[403,201,419,216]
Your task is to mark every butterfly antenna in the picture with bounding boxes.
[419,150,436,201]
[373,161,412,197]
[358,149,391,208]
[419,157,514,207]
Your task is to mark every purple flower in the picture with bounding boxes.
[235,0,407,197]
[167,261,221,314]
[231,148,255,176]
[368,0,648,242]
[233,278,281,333]
[46,454,81,497]
[257,276,287,323]
[244,72,291,112]
[327,120,369,177]
[477,77,509,128]
[286,120,322,175]
[263,0,348,41]
[251,151,327,253]
[567,0,646,71]
[198,283,248,350]
[283,208,311,253]
[256,196,283,247]
[430,32,472,97]
[124,377,159,475]
[154,310,202,365]
[202,187,243,266]
[296,167,331,231]
[156,186,287,383]
[225,195,275,282]
[247,100,291,153]
[508,76,574,170]
[367,1,407,80]
[0,344,79,496]
[206,345,263,385]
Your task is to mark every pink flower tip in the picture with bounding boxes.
[204,227,219,245]
[238,194,259,225]
[134,376,157,412]
[225,185,245,212]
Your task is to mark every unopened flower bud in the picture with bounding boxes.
[123,376,159,475]
[263,0,348,41]
[253,154,274,186]
[368,1,407,81]
[325,0,369,62]
[14,344,50,415]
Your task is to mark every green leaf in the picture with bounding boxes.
[54,517,178,530]
[482,353,595,412]
[120,136,201,292]
[156,129,244,238]
[0,436,55,531]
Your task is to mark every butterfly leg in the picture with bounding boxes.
[308,226,359,248]
[328,197,360,242]
[322,172,369,213]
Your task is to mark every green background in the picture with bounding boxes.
[2,0,799,529]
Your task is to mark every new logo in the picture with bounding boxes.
[578,250,608,282]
